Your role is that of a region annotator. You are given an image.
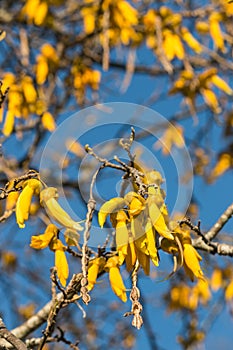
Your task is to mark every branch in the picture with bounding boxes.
[0,318,27,350]
[205,203,233,241]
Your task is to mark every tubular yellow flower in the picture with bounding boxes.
[49,236,69,287]
[181,27,202,53]
[105,256,127,302]
[36,55,49,85]
[21,76,37,103]
[148,201,173,239]
[125,241,137,271]
[41,111,56,132]
[34,1,48,26]
[183,243,204,281]
[98,197,126,228]
[16,179,42,228]
[2,110,15,137]
[145,220,159,266]
[55,249,69,287]
[6,191,19,211]
[136,247,150,275]
[87,257,106,291]
[40,187,83,231]
[30,224,58,249]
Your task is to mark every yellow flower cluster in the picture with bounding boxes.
[161,222,205,282]
[98,173,172,276]
[167,280,211,311]
[143,6,202,61]
[15,180,83,232]
[1,73,37,136]
[170,68,233,113]
[1,72,56,136]
[14,178,83,286]
[81,0,140,46]
[21,0,49,26]
[71,62,101,104]
[98,170,205,291]
[210,265,233,302]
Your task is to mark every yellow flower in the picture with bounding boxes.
[98,197,126,228]
[87,257,106,291]
[145,220,159,266]
[210,268,223,291]
[105,256,127,302]
[41,111,56,132]
[16,179,42,228]
[183,243,204,281]
[54,248,69,287]
[2,110,15,137]
[30,224,58,249]
[125,241,137,271]
[36,55,49,85]
[181,27,202,53]
[40,187,83,231]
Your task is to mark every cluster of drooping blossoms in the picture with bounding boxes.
[14,177,83,286]
[88,170,206,302]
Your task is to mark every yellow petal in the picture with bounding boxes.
[98,197,126,228]
[81,7,96,34]
[87,257,106,291]
[118,243,128,265]
[2,110,15,137]
[201,88,221,113]
[22,0,40,20]
[41,111,56,132]
[16,185,34,228]
[125,241,137,271]
[21,76,37,103]
[173,34,185,60]
[41,43,58,62]
[136,247,150,275]
[130,212,145,240]
[210,268,223,291]
[209,13,225,51]
[6,191,19,211]
[108,265,127,302]
[148,202,173,239]
[145,221,159,266]
[211,153,231,178]
[34,1,48,26]
[36,55,48,85]
[210,75,233,95]
[183,243,204,280]
[181,27,202,53]
[55,249,69,287]
[115,216,129,248]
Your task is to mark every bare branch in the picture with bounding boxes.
[0,318,27,350]
[205,203,233,241]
